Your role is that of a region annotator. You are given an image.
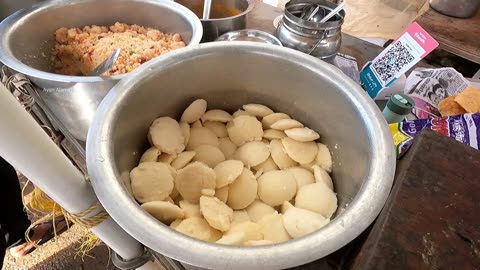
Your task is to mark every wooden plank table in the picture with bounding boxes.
[417,8,480,64]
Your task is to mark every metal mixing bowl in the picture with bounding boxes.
[0,0,202,141]
[175,0,254,42]
[86,42,395,269]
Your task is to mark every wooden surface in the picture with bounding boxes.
[348,129,480,270]
[417,8,480,64]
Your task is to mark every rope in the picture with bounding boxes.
[61,202,109,228]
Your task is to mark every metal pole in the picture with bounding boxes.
[0,83,161,269]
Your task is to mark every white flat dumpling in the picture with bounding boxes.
[252,157,279,173]
[316,143,333,173]
[203,121,228,138]
[313,165,333,190]
[227,168,258,210]
[193,145,225,168]
[158,153,176,164]
[170,219,183,229]
[175,162,216,203]
[246,200,276,223]
[270,139,297,169]
[139,147,161,163]
[214,160,244,188]
[234,141,270,167]
[288,166,315,190]
[149,117,185,154]
[200,195,234,231]
[216,232,246,245]
[187,127,219,150]
[171,151,196,170]
[192,120,203,128]
[179,122,190,145]
[232,109,252,117]
[130,162,174,203]
[201,189,215,196]
[180,99,207,124]
[226,221,263,241]
[232,210,251,226]
[299,161,315,172]
[218,137,237,159]
[284,127,320,142]
[263,129,287,140]
[176,217,222,242]
[257,170,297,207]
[141,201,184,224]
[201,109,233,123]
[262,113,290,129]
[283,206,329,239]
[281,201,294,214]
[295,183,337,218]
[242,104,274,117]
[244,240,274,246]
[215,186,229,203]
[226,115,263,146]
[282,137,318,164]
[179,200,201,218]
[270,119,304,130]
[258,213,292,243]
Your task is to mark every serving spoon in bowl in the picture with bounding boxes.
[88,48,121,76]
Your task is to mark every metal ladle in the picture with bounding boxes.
[203,0,212,19]
[88,48,121,76]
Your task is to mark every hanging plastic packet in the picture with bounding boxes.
[390,112,480,157]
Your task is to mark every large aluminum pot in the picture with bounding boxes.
[86,42,395,269]
[0,0,202,141]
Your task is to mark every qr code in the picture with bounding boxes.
[372,41,415,84]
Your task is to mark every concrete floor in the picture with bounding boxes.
[2,175,119,270]
[2,225,118,270]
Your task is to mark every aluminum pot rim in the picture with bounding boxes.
[86,42,396,269]
[200,0,255,22]
[0,0,203,84]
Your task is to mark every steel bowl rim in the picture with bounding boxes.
[216,29,283,46]
[0,0,203,83]
[86,41,395,269]
[200,0,255,22]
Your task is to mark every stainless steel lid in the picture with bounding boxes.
[216,29,283,46]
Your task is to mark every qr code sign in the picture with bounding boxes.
[372,41,415,84]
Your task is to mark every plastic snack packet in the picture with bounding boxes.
[390,112,480,157]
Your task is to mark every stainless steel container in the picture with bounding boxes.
[175,0,254,42]
[276,0,344,59]
[0,0,203,141]
[430,0,480,18]
[86,42,396,270]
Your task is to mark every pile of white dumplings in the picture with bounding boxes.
[129,99,337,246]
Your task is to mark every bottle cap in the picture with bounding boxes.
[386,94,415,115]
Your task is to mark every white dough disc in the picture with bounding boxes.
[262,113,290,129]
[180,99,207,123]
[193,145,226,168]
[271,119,304,130]
[226,115,263,146]
[282,137,318,164]
[130,162,174,203]
[141,201,184,224]
[284,127,320,142]
[242,104,274,117]
[227,168,258,210]
[149,117,185,154]
[203,121,228,137]
[283,206,329,239]
[187,127,219,150]
[270,139,297,169]
[214,160,244,188]
[295,183,337,218]
[175,162,216,203]
[257,170,297,207]
[234,141,270,167]
[201,109,233,122]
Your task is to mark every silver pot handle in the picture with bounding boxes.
[307,30,328,55]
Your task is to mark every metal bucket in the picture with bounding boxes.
[86,42,395,269]
[275,0,344,59]
[0,0,203,141]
